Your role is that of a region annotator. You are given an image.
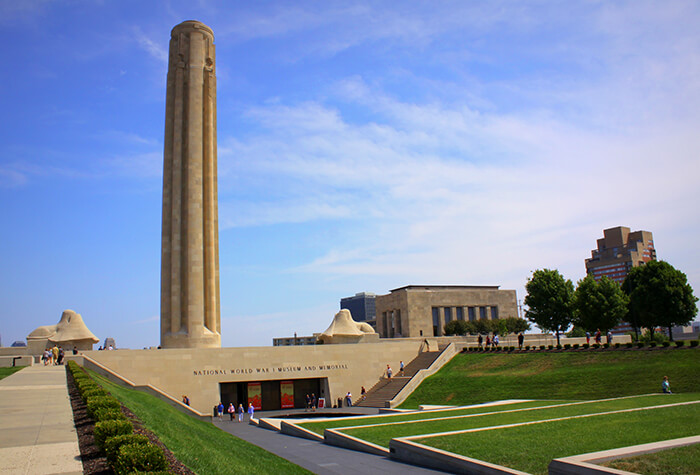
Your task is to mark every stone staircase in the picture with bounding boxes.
[354,351,442,407]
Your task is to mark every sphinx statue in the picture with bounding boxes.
[27,309,99,354]
[317,309,379,344]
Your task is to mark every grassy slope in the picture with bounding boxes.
[344,394,699,447]
[89,371,310,475]
[0,367,24,380]
[399,349,700,408]
[299,400,566,435]
[602,443,700,475]
[418,403,700,475]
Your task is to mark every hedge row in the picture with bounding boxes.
[66,361,169,474]
[464,339,698,352]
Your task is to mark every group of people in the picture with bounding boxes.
[217,402,255,422]
[477,333,505,349]
[385,360,405,380]
[585,329,613,345]
[42,345,65,365]
[305,393,318,411]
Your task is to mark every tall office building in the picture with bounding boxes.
[585,226,656,284]
[340,292,376,324]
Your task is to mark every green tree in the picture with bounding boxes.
[443,319,469,336]
[573,275,628,333]
[503,317,531,334]
[623,260,698,341]
[524,269,574,345]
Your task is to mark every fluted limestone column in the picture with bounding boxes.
[161,20,221,348]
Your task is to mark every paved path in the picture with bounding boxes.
[0,365,82,475]
[214,418,445,474]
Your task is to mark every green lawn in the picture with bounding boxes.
[400,349,700,408]
[0,367,24,379]
[89,370,310,475]
[416,403,700,475]
[342,394,699,448]
[601,443,700,475]
[299,399,567,435]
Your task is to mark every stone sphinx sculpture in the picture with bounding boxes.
[26,309,99,354]
[317,309,379,344]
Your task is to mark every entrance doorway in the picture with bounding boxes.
[219,378,323,411]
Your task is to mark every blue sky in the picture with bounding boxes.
[1,1,698,349]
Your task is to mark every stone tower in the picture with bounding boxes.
[160,20,221,348]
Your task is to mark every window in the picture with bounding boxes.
[456,307,464,321]
[468,307,476,321]
[444,307,452,323]
[432,307,440,336]
[491,306,499,319]
[479,307,488,320]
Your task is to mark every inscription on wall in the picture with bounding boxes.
[193,364,349,376]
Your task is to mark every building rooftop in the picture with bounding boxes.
[390,285,500,292]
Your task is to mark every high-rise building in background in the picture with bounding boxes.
[585,226,656,284]
[585,226,656,334]
[340,292,377,327]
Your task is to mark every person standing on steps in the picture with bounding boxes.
[399,360,405,375]
[386,365,393,379]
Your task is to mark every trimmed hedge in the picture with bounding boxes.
[87,396,121,419]
[104,433,150,464]
[94,419,133,448]
[93,407,127,422]
[114,442,168,475]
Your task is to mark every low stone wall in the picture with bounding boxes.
[0,355,33,367]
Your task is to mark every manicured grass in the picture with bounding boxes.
[0,367,24,379]
[417,403,700,475]
[399,349,700,408]
[601,443,700,475]
[89,370,310,474]
[343,394,699,448]
[299,399,567,435]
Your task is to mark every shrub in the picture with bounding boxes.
[691,340,699,347]
[525,345,530,350]
[675,341,685,348]
[548,345,554,350]
[603,343,609,348]
[626,342,633,348]
[556,344,563,350]
[637,342,645,348]
[82,388,108,401]
[615,343,621,348]
[104,433,150,464]
[94,419,133,448]
[564,344,571,350]
[94,407,127,422]
[583,343,589,349]
[509,346,515,351]
[650,342,657,348]
[87,396,121,420]
[662,341,670,347]
[540,345,546,350]
[114,442,167,475]
[573,344,579,349]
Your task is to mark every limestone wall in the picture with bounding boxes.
[85,340,423,413]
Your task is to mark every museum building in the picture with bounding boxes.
[375,285,518,338]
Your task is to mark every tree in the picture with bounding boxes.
[443,319,469,336]
[623,260,698,341]
[524,269,574,345]
[573,275,628,333]
[503,317,531,334]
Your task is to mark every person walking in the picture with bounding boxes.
[386,365,393,379]
[478,334,483,349]
[585,331,591,345]
[662,376,672,394]
[399,360,405,375]
[518,333,524,350]
[248,402,255,420]
[238,404,245,422]
[227,403,235,421]
[345,391,352,407]
[217,402,224,421]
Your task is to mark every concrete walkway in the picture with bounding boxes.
[0,365,82,475]
[214,418,445,474]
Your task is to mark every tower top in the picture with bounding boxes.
[171,20,214,39]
